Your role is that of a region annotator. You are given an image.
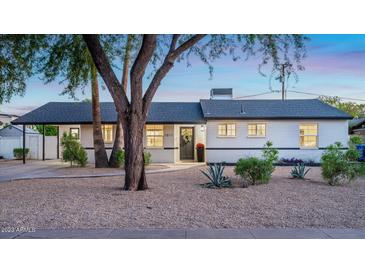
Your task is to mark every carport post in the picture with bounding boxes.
[57,126,60,159]
[22,124,26,164]
[42,124,45,161]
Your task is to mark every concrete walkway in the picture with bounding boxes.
[0,160,205,183]
[1,228,365,239]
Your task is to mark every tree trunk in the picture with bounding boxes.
[109,35,133,167]
[91,64,109,168]
[123,118,147,191]
[108,115,123,167]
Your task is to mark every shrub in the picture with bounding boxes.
[321,142,364,186]
[349,135,363,146]
[279,157,316,166]
[144,151,151,166]
[115,149,125,168]
[61,133,88,167]
[13,148,29,159]
[234,141,278,185]
[201,163,231,188]
[291,163,310,179]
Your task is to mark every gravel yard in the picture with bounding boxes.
[0,166,364,229]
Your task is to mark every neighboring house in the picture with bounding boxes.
[349,118,365,141]
[0,125,41,159]
[12,89,352,163]
[0,113,19,129]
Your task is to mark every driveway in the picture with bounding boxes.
[0,159,203,182]
[0,160,71,182]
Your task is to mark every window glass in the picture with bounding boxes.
[248,123,266,137]
[146,125,164,147]
[218,124,227,136]
[226,124,236,136]
[299,124,318,147]
[102,125,114,143]
[70,128,79,139]
[218,124,236,136]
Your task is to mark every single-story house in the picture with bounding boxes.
[0,125,41,159]
[0,112,19,129]
[11,89,352,164]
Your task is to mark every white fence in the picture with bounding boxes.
[0,135,58,160]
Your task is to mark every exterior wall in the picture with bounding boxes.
[77,123,207,164]
[0,134,56,160]
[206,119,349,163]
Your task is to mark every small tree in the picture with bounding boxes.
[61,132,88,167]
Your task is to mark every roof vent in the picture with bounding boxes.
[210,88,233,100]
[240,104,246,115]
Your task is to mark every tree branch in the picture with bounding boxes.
[130,35,157,106]
[142,34,205,116]
[82,35,130,118]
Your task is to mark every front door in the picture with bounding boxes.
[180,127,194,161]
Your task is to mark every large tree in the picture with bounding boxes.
[83,34,307,190]
[38,35,125,168]
[319,95,365,118]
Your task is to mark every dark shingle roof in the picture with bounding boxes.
[12,102,205,125]
[12,99,351,125]
[200,99,352,119]
[349,118,365,128]
[0,125,39,137]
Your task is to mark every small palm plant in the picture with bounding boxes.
[291,163,310,179]
[201,163,232,188]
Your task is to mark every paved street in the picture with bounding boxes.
[1,228,365,239]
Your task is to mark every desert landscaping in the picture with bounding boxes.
[1,166,364,230]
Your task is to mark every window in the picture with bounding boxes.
[300,124,318,148]
[248,123,266,137]
[218,123,236,137]
[102,124,114,143]
[70,128,79,139]
[146,125,164,147]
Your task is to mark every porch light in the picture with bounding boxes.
[200,125,206,132]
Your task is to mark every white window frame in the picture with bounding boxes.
[146,124,164,148]
[217,123,236,137]
[247,123,266,138]
[299,123,318,149]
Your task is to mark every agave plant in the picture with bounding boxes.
[201,163,232,188]
[291,163,310,179]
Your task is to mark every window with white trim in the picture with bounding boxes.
[102,124,114,143]
[247,123,266,137]
[299,124,318,148]
[146,125,164,147]
[218,123,236,137]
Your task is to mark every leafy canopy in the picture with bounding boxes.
[319,95,365,118]
[0,34,308,104]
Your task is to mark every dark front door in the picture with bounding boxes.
[180,127,194,161]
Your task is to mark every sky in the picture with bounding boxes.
[2,34,365,115]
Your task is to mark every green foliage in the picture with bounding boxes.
[262,141,279,164]
[319,96,365,118]
[234,141,278,185]
[0,35,46,104]
[201,163,231,188]
[61,132,88,167]
[33,125,58,136]
[13,148,29,159]
[321,142,364,186]
[144,151,151,166]
[115,149,125,168]
[349,135,363,146]
[291,163,310,179]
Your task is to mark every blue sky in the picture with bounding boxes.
[2,34,365,115]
